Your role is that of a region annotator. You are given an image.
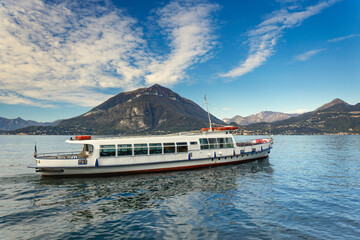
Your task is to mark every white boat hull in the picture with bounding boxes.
[34,148,271,176]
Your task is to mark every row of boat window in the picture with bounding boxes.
[98,137,235,157]
[99,142,189,157]
[199,138,234,150]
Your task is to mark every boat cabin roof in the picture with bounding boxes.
[66,131,234,146]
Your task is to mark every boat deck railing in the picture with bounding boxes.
[236,142,255,147]
[36,151,86,160]
[235,140,271,147]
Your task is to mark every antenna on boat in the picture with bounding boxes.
[204,95,213,132]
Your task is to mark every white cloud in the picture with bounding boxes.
[285,108,309,114]
[0,0,218,107]
[0,90,56,108]
[328,34,360,43]
[222,107,231,111]
[145,1,219,85]
[293,48,326,62]
[0,0,147,107]
[220,0,338,78]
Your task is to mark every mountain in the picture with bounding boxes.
[0,117,59,131]
[240,99,360,135]
[314,98,349,112]
[8,84,224,135]
[223,115,246,125]
[223,111,299,125]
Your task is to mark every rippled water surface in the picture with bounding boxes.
[0,135,359,239]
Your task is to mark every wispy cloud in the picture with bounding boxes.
[220,0,338,78]
[293,48,326,62]
[145,1,219,85]
[328,34,360,43]
[0,0,218,107]
[0,90,55,108]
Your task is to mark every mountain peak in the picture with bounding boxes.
[146,84,175,95]
[91,84,178,112]
[330,98,347,104]
[315,98,349,112]
[149,83,162,88]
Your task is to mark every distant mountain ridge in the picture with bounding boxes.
[240,98,360,135]
[223,111,299,125]
[0,117,59,131]
[4,95,359,135]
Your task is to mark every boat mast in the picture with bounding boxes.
[204,95,213,132]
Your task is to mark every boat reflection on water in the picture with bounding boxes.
[31,159,272,222]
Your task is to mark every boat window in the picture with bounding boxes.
[176,142,188,153]
[208,138,218,149]
[217,138,225,148]
[149,143,162,154]
[190,141,198,145]
[199,138,209,150]
[225,138,234,148]
[134,144,148,155]
[101,145,115,148]
[164,143,175,154]
[118,144,132,156]
[100,145,116,157]
[85,144,94,154]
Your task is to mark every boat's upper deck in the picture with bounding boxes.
[65,131,235,145]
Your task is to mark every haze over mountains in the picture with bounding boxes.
[223,111,299,125]
[2,84,359,135]
[0,117,59,131]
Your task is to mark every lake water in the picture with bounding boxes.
[0,135,359,239]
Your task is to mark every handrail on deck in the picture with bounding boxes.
[36,151,87,160]
[37,151,80,156]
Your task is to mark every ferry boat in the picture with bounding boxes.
[28,130,273,176]
[28,97,273,176]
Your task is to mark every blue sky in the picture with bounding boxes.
[0,0,359,122]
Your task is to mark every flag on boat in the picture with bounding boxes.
[34,143,37,158]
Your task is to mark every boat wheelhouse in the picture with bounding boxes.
[29,131,273,176]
